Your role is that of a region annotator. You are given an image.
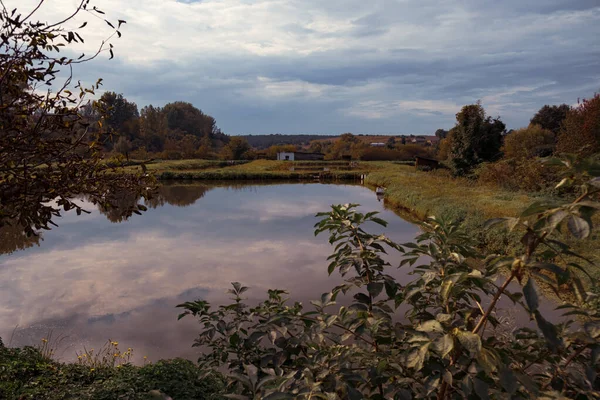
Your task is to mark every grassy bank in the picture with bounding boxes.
[124,159,376,180]
[365,164,600,277]
[0,342,224,400]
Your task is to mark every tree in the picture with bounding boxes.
[179,156,600,399]
[449,103,505,175]
[328,133,361,160]
[0,1,153,236]
[386,136,396,149]
[434,128,448,139]
[163,102,217,139]
[502,125,555,160]
[531,104,570,135]
[221,136,251,160]
[436,129,455,161]
[98,92,140,143]
[556,94,600,156]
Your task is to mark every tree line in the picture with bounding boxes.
[433,96,599,191]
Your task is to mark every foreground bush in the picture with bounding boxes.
[0,342,225,400]
[179,156,600,399]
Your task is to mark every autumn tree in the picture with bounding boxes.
[530,104,570,135]
[556,94,600,156]
[0,1,153,236]
[502,125,555,160]
[449,103,505,175]
[221,136,251,160]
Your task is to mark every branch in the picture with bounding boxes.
[472,271,516,334]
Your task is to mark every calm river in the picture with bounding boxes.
[0,182,424,362]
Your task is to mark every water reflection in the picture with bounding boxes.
[0,182,422,361]
[0,221,41,255]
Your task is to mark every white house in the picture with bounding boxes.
[276,152,325,161]
[277,152,295,161]
[370,142,386,147]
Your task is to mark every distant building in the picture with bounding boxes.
[370,142,386,147]
[277,152,325,161]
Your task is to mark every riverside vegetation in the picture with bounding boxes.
[177,155,600,399]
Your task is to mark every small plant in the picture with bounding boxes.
[76,340,134,369]
[179,155,600,399]
[36,330,68,361]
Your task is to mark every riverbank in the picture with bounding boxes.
[364,164,600,278]
[0,342,224,399]
[124,159,378,180]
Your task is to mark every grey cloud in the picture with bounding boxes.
[64,0,600,134]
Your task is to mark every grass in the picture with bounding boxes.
[0,339,224,400]
[124,159,378,180]
[364,163,600,277]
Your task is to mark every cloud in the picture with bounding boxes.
[9,0,600,133]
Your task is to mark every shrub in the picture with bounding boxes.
[179,156,600,399]
[0,344,225,399]
[502,125,555,160]
[477,160,558,192]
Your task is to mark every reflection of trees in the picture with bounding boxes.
[0,221,41,255]
[97,190,142,223]
[146,184,211,208]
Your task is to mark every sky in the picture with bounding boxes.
[11,0,600,134]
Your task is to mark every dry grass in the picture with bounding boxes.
[365,164,600,277]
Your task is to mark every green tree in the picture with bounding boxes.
[386,136,396,149]
[98,92,140,144]
[434,128,448,139]
[0,1,153,236]
[221,136,251,160]
[531,104,570,135]
[502,125,555,160]
[163,102,217,139]
[449,103,505,175]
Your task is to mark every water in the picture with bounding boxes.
[0,182,421,362]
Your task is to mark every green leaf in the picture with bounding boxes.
[521,201,554,217]
[474,378,490,400]
[457,331,481,356]
[500,367,517,394]
[585,321,600,339]
[264,393,294,400]
[432,334,454,357]
[483,218,509,230]
[367,282,384,298]
[416,320,444,333]
[440,279,455,304]
[523,278,539,313]
[534,311,563,351]
[405,343,430,370]
[567,215,590,239]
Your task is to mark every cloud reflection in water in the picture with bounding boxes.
[0,182,420,361]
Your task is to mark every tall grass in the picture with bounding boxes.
[365,164,599,273]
